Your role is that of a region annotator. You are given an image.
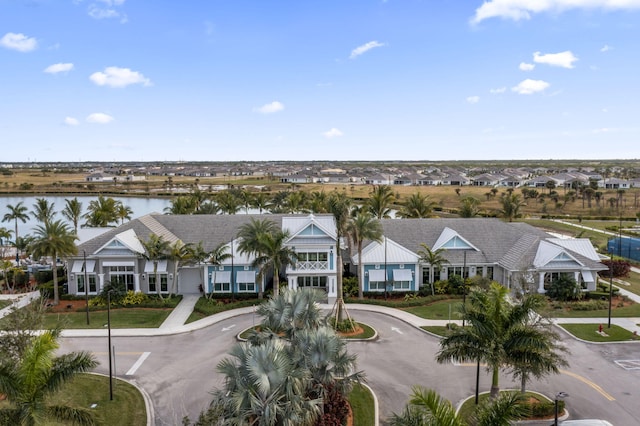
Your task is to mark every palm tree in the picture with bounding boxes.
[436,283,561,398]
[389,386,527,426]
[251,192,271,214]
[309,190,328,213]
[499,193,525,222]
[251,230,296,298]
[459,196,481,218]
[115,202,133,225]
[328,191,351,321]
[396,192,437,218]
[0,330,98,425]
[238,188,254,214]
[139,234,170,300]
[62,197,83,234]
[2,202,29,262]
[30,220,77,305]
[216,190,241,214]
[347,212,383,299]
[207,242,232,298]
[0,226,13,261]
[0,259,12,292]
[167,240,191,297]
[164,195,197,215]
[417,244,449,296]
[237,218,278,256]
[367,185,395,219]
[31,198,57,225]
[283,190,309,213]
[83,196,119,227]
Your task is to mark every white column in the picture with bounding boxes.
[288,276,296,290]
[98,274,105,291]
[538,272,546,293]
[134,274,140,293]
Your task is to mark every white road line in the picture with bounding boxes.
[126,352,151,376]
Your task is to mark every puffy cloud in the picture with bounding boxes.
[323,128,343,139]
[64,117,80,126]
[533,51,578,68]
[600,44,612,52]
[466,96,480,104]
[0,32,37,52]
[519,62,535,71]
[350,41,385,59]
[86,113,114,124]
[254,101,284,114]
[44,63,74,74]
[471,0,640,24]
[90,66,152,88]
[490,87,507,94]
[511,79,550,94]
[87,0,127,22]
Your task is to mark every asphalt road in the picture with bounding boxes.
[59,310,640,425]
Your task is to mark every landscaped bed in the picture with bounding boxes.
[457,391,563,424]
[559,323,640,342]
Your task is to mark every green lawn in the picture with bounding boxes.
[42,308,172,329]
[421,325,455,337]
[404,299,463,320]
[559,323,640,342]
[186,297,263,323]
[0,373,146,425]
[0,299,10,310]
[544,300,640,318]
[348,383,375,426]
[609,270,640,297]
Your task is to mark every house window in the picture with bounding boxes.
[297,276,327,288]
[77,275,97,293]
[486,267,493,280]
[393,281,410,290]
[214,281,230,292]
[108,265,135,291]
[296,252,328,262]
[238,282,255,292]
[149,274,168,293]
[369,281,386,291]
[433,267,441,282]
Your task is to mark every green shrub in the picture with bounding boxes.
[526,400,563,418]
[570,300,609,311]
[434,280,449,295]
[342,277,358,298]
[327,317,357,333]
[121,291,149,306]
[547,275,582,301]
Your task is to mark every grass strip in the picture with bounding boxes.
[42,308,172,329]
[559,323,640,342]
[349,383,375,426]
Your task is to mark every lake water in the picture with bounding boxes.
[0,195,172,236]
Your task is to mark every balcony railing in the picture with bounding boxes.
[295,261,329,271]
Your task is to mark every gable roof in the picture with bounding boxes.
[432,227,479,251]
[353,237,419,265]
[95,228,145,255]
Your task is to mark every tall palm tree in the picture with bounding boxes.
[139,234,171,300]
[309,190,328,213]
[251,192,271,214]
[216,190,241,214]
[283,190,309,213]
[237,218,278,256]
[207,241,232,298]
[62,197,83,234]
[0,330,98,426]
[417,244,449,296]
[347,212,383,299]
[31,198,57,225]
[499,193,525,222]
[0,226,13,260]
[328,191,351,321]
[83,196,119,227]
[396,192,437,218]
[436,283,561,398]
[2,202,29,263]
[459,196,481,218]
[115,202,133,225]
[238,189,254,214]
[0,258,12,292]
[251,230,296,298]
[389,386,527,426]
[368,184,395,219]
[164,195,197,215]
[30,220,77,305]
[167,240,192,297]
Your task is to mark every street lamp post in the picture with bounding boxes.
[462,250,467,327]
[474,359,480,405]
[608,252,614,328]
[107,290,113,401]
[554,391,568,426]
[83,250,89,325]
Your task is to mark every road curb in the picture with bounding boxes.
[87,372,155,426]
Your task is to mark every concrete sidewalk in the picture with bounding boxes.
[0,291,40,320]
[159,294,200,329]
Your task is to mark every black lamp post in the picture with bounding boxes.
[107,290,113,401]
[474,358,480,404]
[554,391,568,426]
[608,252,614,329]
[83,250,89,325]
[462,250,467,327]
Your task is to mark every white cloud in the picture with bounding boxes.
[86,113,114,124]
[323,128,344,139]
[350,41,385,59]
[471,0,640,24]
[466,96,480,104]
[511,79,550,95]
[490,87,507,94]
[0,32,37,52]
[64,117,80,126]
[87,0,127,22]
[519,62,535,71]
[254,101,284,114]
[533,51,578,69]
[44,63,74,74]
[600,44,612,52]
[90,66,152,88]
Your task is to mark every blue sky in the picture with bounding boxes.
[1,0,639,162]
